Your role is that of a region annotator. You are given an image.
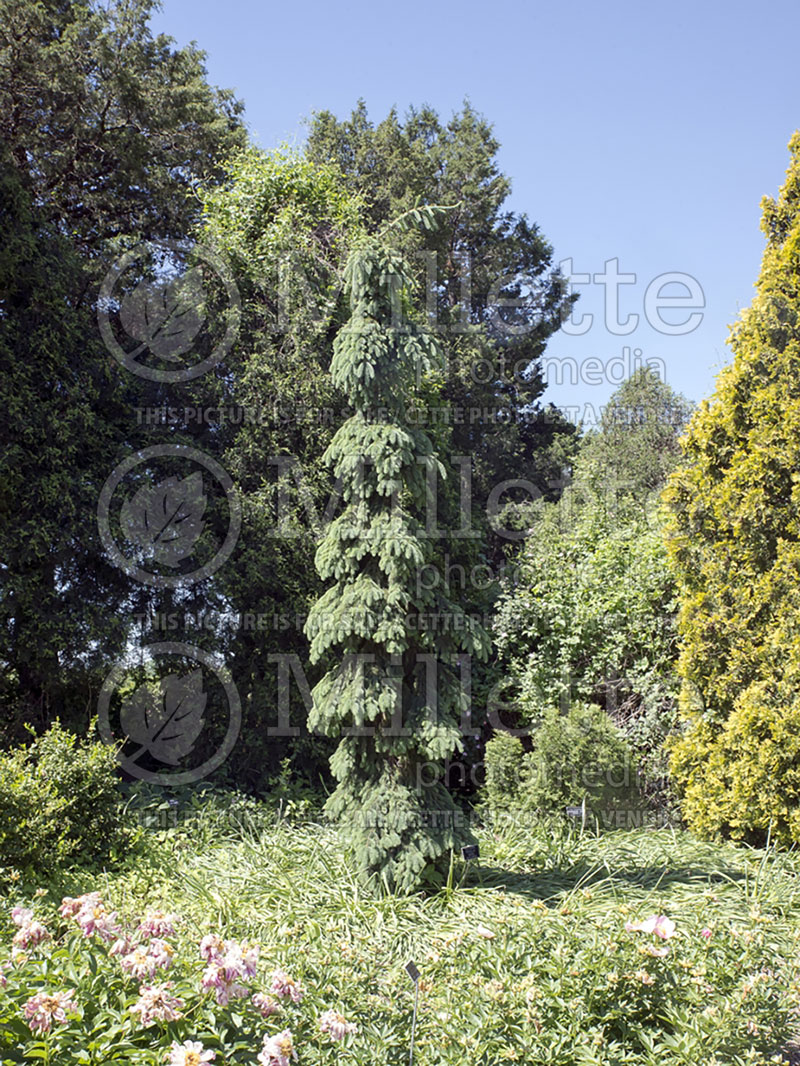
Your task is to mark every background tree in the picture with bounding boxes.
[0,0,244,733]
[307,103,579,786]
[0,159,126,735]
[494,369,692,800]
[0,0,243,252]
[307,102,579,546]
[197,147,365,788]
[665,133,800,844]
[198,111,577,790]
[305,238,489,892]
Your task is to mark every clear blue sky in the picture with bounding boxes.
[151,0,799,419]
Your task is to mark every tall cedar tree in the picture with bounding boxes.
[305,239,490,893]
[0,0,244,732]
[665,134,800,843]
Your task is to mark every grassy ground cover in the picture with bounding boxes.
[3,793,800,1064]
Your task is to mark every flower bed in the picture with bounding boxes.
[0,894,356,1064]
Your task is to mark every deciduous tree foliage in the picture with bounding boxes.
[198,148,366,787]
[665,134,800,844]
[495,370,691,797]
[198,121,575,789]
[305,239,489,892]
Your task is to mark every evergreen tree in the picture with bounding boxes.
[0,0,244,254]
[308,102,579,786]
[665,133,800,844]
[198,147,366,788]
[307,102,579,546]
[0,0,244,731]
[577,368,694,497]
[305,238,489,893]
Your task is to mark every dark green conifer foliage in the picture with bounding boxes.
[305,240,489,893]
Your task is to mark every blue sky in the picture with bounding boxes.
[151,0,799,417]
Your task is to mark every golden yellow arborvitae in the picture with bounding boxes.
[664,133,800,844]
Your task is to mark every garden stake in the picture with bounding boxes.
[405,960,420,1066]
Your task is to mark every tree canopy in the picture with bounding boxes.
[0,0,245,731]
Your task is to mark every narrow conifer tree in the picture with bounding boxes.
[665,134,800,842]
[305,239,489,892]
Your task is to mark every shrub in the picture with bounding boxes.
[669,678,800,845]
[483,732,525,810]
[0,721,135,873]
[521,703,639,814]
[0,892,358,1064]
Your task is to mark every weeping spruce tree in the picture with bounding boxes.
[665,133,800,844]
[305,235,489,893]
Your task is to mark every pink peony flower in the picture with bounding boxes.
[199,934,225,962]
[319,1008,358,1041]
[240,943,260,979]
[11,907,33,927]
[258,1029,297,1066]
[60,892,101,921]
[167,1039,216,1065]
[148,938,175,969]
[625,915,676,940]
[121,938,174,980]
[130,983,184,1027]
[139,911,179,939]
[77,905,118,941]
[201,962,225,992]
[200,962,248,1005]
[219,942,246,982]
[198,935,260,1004]
[60,892,120,942]
[270,969,304,1003]
[121,948,159,981]
[701,927,713,940]
[23,990,78,1034]
[59,895,85,918]
[652,916,676,940]
[13,919,50,950]
[252,992,280,1017]
[215,980,249,1007]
